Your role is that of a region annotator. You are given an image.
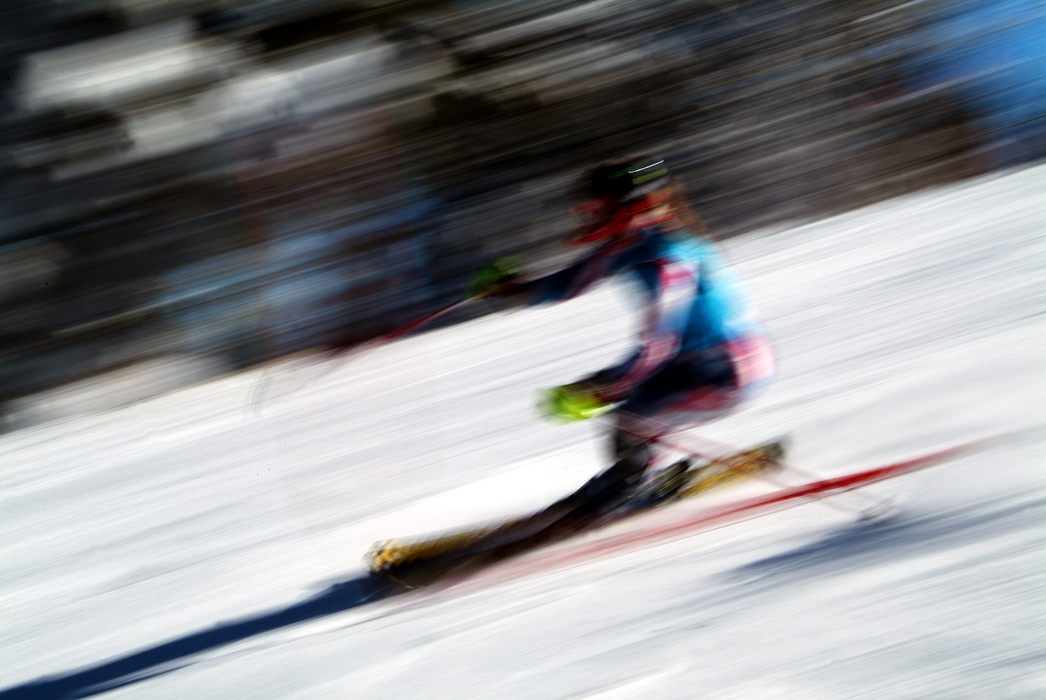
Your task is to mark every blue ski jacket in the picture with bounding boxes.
[524,226,770,402]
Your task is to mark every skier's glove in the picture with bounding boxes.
[538,383,614,423]
[465,258,520,300]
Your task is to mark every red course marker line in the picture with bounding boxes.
[435,437,995,596]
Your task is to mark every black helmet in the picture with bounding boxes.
[588,156,670,200]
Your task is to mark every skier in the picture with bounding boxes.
[467,156,776,517]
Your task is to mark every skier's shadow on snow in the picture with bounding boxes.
[0,575,402,700]
[721,494,1045,587]
[8,498,1043,699]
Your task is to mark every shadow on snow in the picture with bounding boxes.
[0,575,402,700]
[723,494,1046,587]
[8,494,1044,699]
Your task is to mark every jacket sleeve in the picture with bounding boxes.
[517,245,627,305]
[590,257,699,402]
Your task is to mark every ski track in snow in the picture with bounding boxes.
[1,165,1044,699]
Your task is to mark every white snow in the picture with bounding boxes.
[2,165,1043,699]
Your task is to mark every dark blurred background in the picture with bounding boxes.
[1,0,1044,427]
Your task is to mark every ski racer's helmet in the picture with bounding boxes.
[587,156,670,201]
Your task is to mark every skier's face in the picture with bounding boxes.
[571,197,619,227]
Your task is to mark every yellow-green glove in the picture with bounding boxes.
[465,258,520,300]
[537,384,614,423]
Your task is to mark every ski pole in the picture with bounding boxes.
[252,293,491,414]
[598,410,896,519]
[328,297,476,360]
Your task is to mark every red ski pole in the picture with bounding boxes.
[595,410,898,518]
[252,292,492,413]
[329,297,475,361]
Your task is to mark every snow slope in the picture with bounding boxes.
[2,165,1043,699]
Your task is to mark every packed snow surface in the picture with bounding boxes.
[2,165,1044,699]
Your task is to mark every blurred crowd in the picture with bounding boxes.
[0,0,1043,425]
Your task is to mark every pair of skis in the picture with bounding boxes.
[363,434,998,590]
